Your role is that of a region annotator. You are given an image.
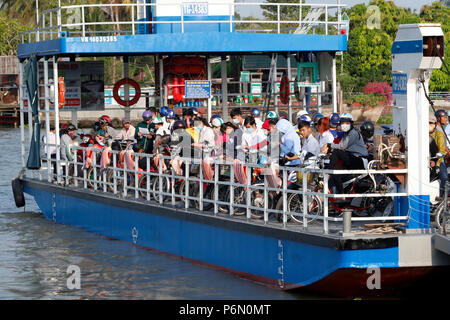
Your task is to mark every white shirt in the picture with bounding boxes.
[301,134,320,159]
[43,132,57,156]
[318,130,335,148]
[444,125,450,149]
[242,128,267,152]
[115,125,136,142]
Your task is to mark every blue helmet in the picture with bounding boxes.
[160,106,169,117]
[166,109,176,119]
[330,113,340,127]
[191,107,198,116]
[142,110,153,121]
[298,115,312,124]
[312,113,324,125]
[252,108,261,117]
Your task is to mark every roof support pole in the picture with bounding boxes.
[286,52,292,123]
[332,53,337,113]
[43,57,51,182]
[53,56,61,184]
[207,55,212,121]
[123,55,130,119]
[221,56,228,121]
[19,61,26,168]
[159,55,164,110]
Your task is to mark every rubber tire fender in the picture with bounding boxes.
[11,177,25,208]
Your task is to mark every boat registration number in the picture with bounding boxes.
[182,3,208,16]
[81,36,118,43]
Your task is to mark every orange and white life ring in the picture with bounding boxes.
[279,74,290,105]
[58,77,65,109]
[113,78,141,107]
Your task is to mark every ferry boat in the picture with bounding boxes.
[13,0,450,297]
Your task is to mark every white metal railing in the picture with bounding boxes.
[36,140,410,236]
[20,2,346,43]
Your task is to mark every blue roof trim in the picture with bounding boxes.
[392,40,423,54]
[18,33,347,58]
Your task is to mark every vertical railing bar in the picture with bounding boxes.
[171,166,176,206]
[246,165,251,220]
[159,155,163,205]
[214,162,218,215]
[199,160,204,211]
[264,171,268,223]
[277,4,280,34]
[324,173,329,234]
[113,152,117,194]
[229,163,234,216]
[74,149,78,187]
[83,149,87,189]
[135,153,139,199]
[131,4,135,35]
[302,168,308,229]
[82,6,86,38]
[282,168,287,228]
[185,161,190,209]
[123,152,128,197]
[146,156,150,201]
[93,150,98,191]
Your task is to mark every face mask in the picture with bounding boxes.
[232,118,240,125]
[196,126,203,132]
[263,130,269,136]
[226,129,233,135]
[341,124,351,132]
[247,127,254,134]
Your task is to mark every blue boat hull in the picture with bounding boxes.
[22,179,447,296]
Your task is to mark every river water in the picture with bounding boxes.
[0,127,326,300]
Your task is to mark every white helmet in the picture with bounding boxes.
[296,109,309,119]
[211,117,223,128]
[339,112,354,123]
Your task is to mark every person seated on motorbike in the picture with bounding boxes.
[317,117,335,154]
[114,117,136,143]
[298,120,320,162]
[359,121,375,161]
[221,122,238,160]
[182,108,195,128]
[266,111,279,121]
[329,112,343,139]
[135,110,156,154]
[152,116,171,154]
[192,117,216,159]
[323,113,369,195]
[241,116,268,163]
[97,115,117,139]
[276,119,301,166]
[211,117,224,154]
[165,109,177,132]
[60,123,77,163]
[429,113,448,197]
[311,113,324,139]
[435,109,450,153]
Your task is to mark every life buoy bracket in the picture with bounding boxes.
[113,78,141,107]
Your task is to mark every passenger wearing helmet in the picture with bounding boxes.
[252,108,263,129]
[312,113,324,139]
[152,116,171,153]
[230,107,245,131]
[211,117,224,147]
[329,112,343,139]
[429,113,448,197]
[296,109,309,120]
[165,109,177,132]
[61,123,77,162]
[324,113,369,195]
[114,117,136,142]
[135,110,156,153]
[98,115,117,140]
[435,109,450,151]
[266,111,279,121]
[359,121,375,161]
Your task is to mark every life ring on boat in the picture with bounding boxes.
[11,177,25,208]
[279,74,290,105]
[58,77,65,109]
[113,78,141,107]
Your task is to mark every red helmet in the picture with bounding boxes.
[99,115,111,124]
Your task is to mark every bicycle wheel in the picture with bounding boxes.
[288,192,322,226]
[137,174,155,199]
[151,176,170,203]
[249,183,273,220]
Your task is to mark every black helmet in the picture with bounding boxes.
[360,121,374,139]
[66,123,77,131]
[171,120,186,133]
[92,121,101,131]
[435,109,447,119]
